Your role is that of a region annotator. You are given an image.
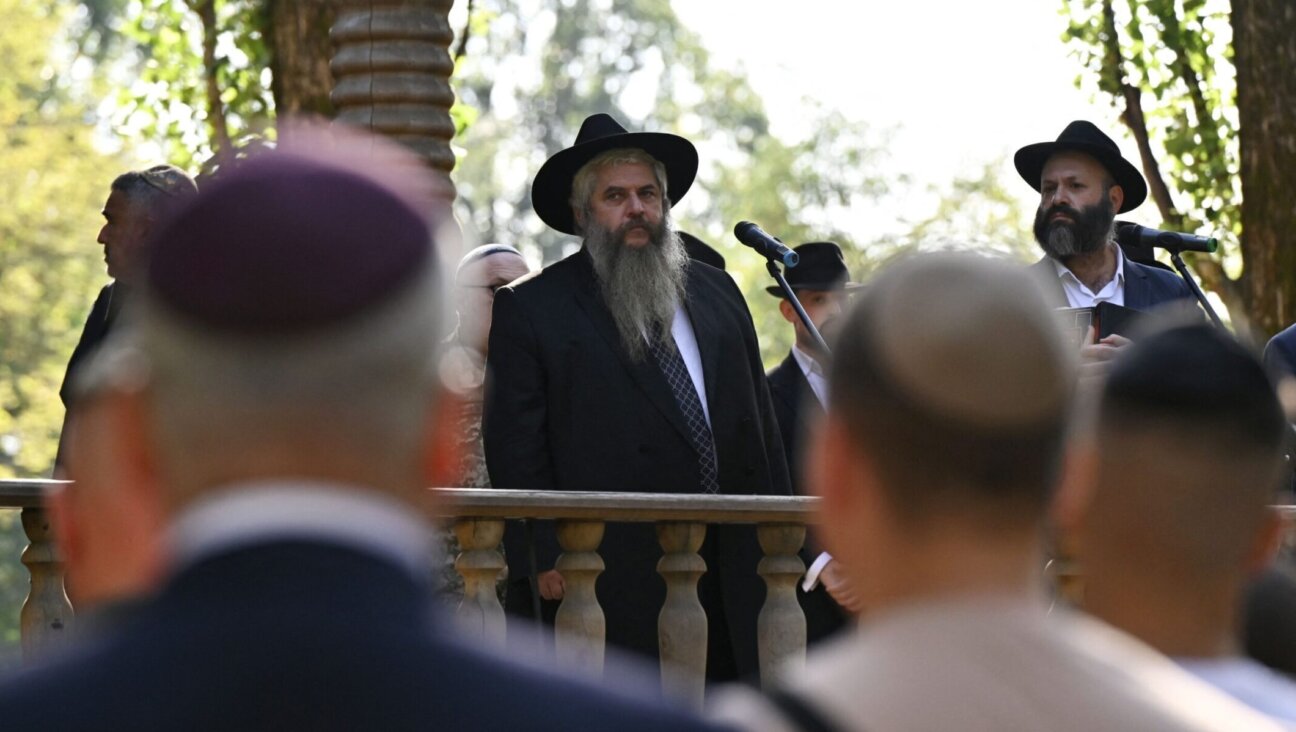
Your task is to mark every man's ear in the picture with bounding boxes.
[1108,183,1124,216]
[1051,438,1099,540]
[421,389,465,488]
[110,388,165,513]
[1243,507,1287,576]
[778,298,797,325]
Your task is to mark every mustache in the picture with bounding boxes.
[1043,204,1082,222]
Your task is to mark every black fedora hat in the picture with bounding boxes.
[531,113,698,235]
[1014,120,1147,213]
[765,242,861,297]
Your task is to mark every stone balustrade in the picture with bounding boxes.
[2,479,1293,707]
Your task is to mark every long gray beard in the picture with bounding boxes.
[586,212,688,362]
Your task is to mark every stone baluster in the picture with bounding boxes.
[453,517,506,646]
[20,507,72,661]
[329,0,457,178]
[553,520,606,674]
[756,523,806,687]
[656,521,708,709]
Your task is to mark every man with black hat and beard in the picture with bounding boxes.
[484,113,791,682]
[1017,121,1193,326]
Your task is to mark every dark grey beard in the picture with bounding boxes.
[586,211,687,362]
[1033,196,1115,260]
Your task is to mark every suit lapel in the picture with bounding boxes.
[794,359,827,418]
[571,250,693,442]
[1123,257,1151,310]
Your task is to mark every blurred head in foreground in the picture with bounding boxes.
[812,253,1076,609]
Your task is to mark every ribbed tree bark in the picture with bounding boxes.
[1234,0,1296,338]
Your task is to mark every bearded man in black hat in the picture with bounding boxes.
[484,113,791,681]
[1017,121,1193,316]
[765,242,859,638]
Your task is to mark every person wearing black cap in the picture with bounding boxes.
[765,242,858,639]
[1016,121,1193,315]
[0,131,724,732]
[484,113,791,680]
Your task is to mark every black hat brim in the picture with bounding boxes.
[532,132,698,235]
[1014,142,1147,214]
[765,282,864,298]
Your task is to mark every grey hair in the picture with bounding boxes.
[126,255,447,497]
[111,164,198,218]
[569,148,669,235]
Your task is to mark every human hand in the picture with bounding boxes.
[1078,327,1131,383]
[820,560,863,615]
[537,569,565,600]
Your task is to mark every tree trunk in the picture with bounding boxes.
[267,0,347,118]
[1234,0,1296,339]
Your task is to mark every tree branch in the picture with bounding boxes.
[453,0,475,63]
[191,0,232,161]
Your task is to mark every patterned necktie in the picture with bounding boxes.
[648,334,721,494]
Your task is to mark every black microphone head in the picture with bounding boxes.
[1114,221,1142,249]
[734,221,757,238]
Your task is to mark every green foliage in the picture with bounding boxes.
[0,0,128,661]
[110,0,274,171]
[1063,0,1240,248]
[0,0,123,478]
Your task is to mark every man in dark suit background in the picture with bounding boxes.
[484,113,791,681]
[55,165,197,470]
[1017,121,1193,311]
[0,131,722,732]
[765,242,858,637]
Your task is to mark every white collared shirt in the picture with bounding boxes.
[791,345,828,408]
[670,304,712,429]
[168,480,435,580]
[1053,244,1126,307]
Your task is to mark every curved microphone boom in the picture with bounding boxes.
[1116,222,1218,254]
[734,221,799,268]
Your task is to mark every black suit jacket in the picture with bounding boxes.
[766,352,846,643]
[484,248,791,674]
[1029,254,1195,311]
[55,282,125,469]
[0,541,720,731]
[767,352,823,495]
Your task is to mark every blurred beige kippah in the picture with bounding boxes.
[858,253,1075,428]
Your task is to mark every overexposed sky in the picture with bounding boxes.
[673,0,1137,227]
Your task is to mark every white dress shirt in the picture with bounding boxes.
[1053,244,1127,307]
[669,304,711,429]
[791,345,828,408]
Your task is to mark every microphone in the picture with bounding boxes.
[734,221,799,267]
[1115,221,1218,254]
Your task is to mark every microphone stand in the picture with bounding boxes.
[767,260,832,357]
[1168,251,1224,329]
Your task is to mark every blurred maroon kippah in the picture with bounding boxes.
[146,152,432,334]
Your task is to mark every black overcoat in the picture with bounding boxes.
[483,247,791,676]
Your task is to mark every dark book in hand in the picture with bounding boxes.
[1057,301,1142,346]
